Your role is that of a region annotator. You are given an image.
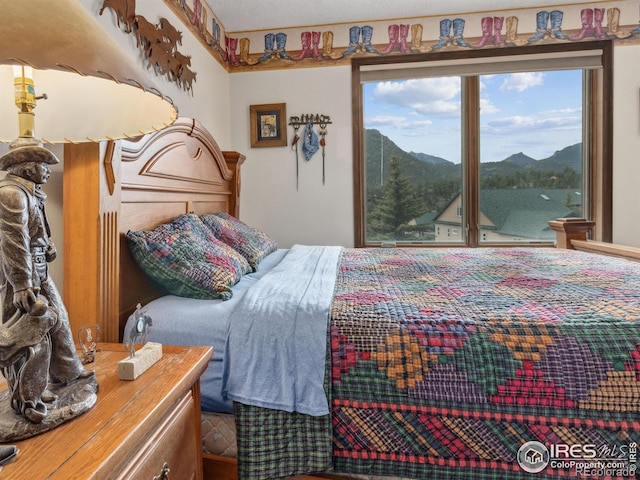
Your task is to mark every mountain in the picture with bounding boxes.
[480,143,582,179]
[364,129,458,189]
[502,152,537,167]
[537,143,582,172]
[409,151,454,166]
[365,129,582,187]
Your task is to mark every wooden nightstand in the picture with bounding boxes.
[0,343,212,479]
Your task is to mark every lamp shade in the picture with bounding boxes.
[0,0,178,143]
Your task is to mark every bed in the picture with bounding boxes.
[72,117,640,480]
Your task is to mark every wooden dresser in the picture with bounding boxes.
[1,343,212,479]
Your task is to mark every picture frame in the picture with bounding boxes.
[250,103,287,148]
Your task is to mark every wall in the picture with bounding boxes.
[229,67,355,247]
[612,44,640,247]
[230,46,640,248]
[45,145,65,290]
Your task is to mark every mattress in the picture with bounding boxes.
[201,411,237,458]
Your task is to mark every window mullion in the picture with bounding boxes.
[463,76,480,247]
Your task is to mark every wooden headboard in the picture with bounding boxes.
[63,117,244,343]
[118,117,244,336]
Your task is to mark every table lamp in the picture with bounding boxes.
[0,0,177,144]
[0,0,177,442]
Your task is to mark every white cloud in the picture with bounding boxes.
[539,107,582,116]
[364,115,432,130]
[365,115,407,126]
[483,113,582,135]
[372,77,461,116]
[479,98,499,115]
[499,72,545,92]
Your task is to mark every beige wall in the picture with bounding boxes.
[229,67,355,247]
[612,44,640,247]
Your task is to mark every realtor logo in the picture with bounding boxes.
[518,441,550,473]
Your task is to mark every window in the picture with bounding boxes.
[352,41,612,247]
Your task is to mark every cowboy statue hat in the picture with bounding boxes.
[0,145,59,171]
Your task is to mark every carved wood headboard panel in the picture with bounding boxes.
[118,118,244,339]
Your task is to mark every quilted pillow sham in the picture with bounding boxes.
[126,213,251,300]
[200,212,278,271]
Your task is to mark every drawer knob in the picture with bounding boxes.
[153,462,170,480]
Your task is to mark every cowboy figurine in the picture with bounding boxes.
[0,145,97,424]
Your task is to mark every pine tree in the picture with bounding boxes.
[372,157,424,236]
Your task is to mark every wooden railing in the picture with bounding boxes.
[549,218,640,262]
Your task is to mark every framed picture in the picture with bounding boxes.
[250,103,287,148]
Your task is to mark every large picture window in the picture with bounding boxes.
[352,41,612,247]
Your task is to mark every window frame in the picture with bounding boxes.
[352,40,613,248]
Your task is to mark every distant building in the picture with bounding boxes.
[404,212,438,239]
[428,188,580,242]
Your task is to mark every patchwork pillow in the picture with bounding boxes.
[126,213,251,300]
[200,212,278,271]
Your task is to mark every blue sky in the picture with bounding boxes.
[363,69,583,164]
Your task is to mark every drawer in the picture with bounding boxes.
[115,392,199,480]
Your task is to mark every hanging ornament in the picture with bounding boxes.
[291,123,301,190]
[288,114,332,189]
[301,122,319,161]
[318,124,327,185]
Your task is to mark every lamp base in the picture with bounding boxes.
[0,374,98,442]
[8,135,41,149]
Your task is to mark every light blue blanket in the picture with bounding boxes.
[221,244,342,416]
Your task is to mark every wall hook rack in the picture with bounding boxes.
[289,114,332,189]
[288,114,332,128]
